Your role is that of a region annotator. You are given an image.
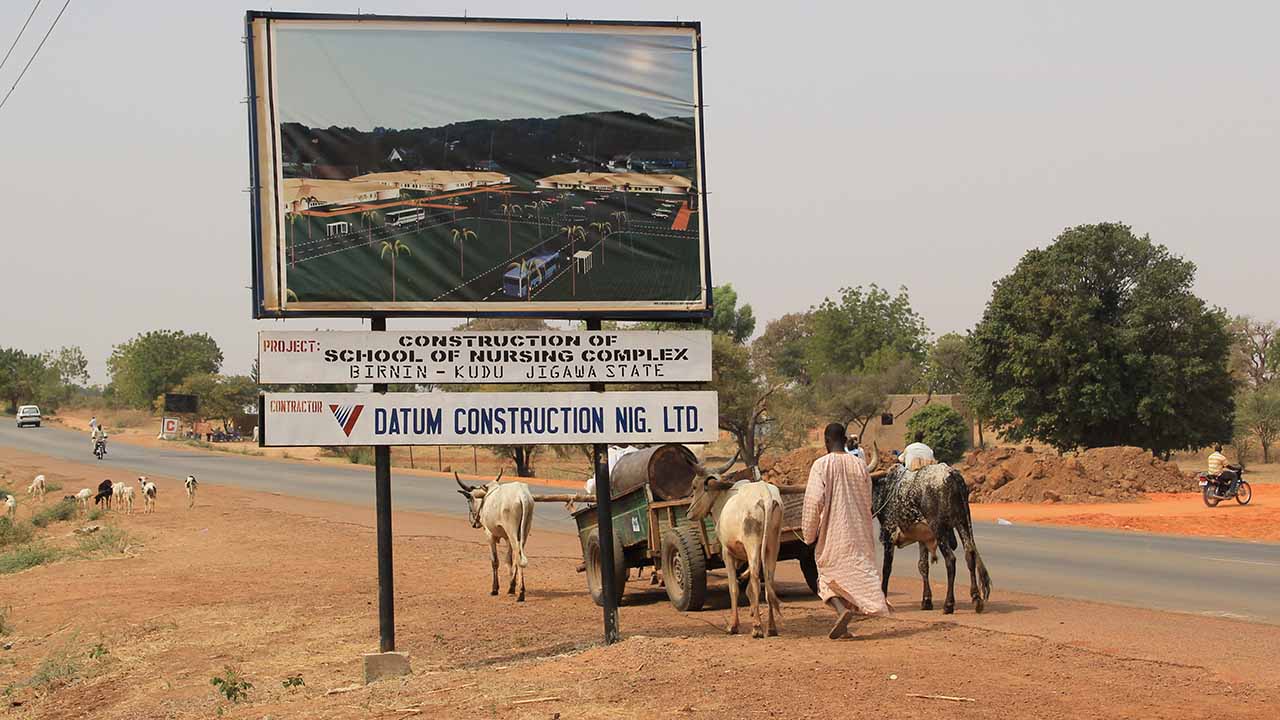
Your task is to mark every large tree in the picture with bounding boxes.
[711,334,802,467]
[107,331,224,409]
[0,348,54,412]
[971,223,1235,454]
[923,333,970,395]
[752,312,811,384]
[803,284,928,380]
[1229,316,1277,390]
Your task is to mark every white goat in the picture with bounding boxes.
[27,474,47,503]
[688,469,785,639]
[3,494,15,520]
[140,477,157,514]
[110,482,125,512]
[184,475,198,509]
[455,471,535,602]
[118,485,135,514]
[75,488,93,513]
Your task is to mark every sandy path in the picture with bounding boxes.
[1,447,1276,719]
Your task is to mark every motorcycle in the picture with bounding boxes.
[93,438,108,460]
[1197,468,1251,507]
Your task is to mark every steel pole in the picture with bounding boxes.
[371,316,395,652]
[588,318,620,644]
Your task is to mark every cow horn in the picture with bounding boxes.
[866,443,880,473]
[454,472,469,491]
[711,449,740,477]
[495,469,504,484]
[752,465,763,482]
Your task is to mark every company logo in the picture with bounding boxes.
[329,404,365,437]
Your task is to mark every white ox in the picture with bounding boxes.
[455,471,535,602]
[687,469,784,638]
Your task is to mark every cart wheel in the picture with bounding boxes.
[799,544,820,596]
[586,528,626,608]
[661,526,707,611]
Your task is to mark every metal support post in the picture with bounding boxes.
[588,318,620,644]
[371,316,395,652]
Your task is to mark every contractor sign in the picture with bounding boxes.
[258,330,712,384]
[260,391,719,447]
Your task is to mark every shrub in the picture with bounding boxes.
[28,642,82,694]
[76,526,129,557]
[905,404,969,464]
[0,544,60,574]
[31,500,77,528]
[211,666,253,703]
[0,518,34,549]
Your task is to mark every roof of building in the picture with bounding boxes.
[282,178,391,206]
[536,172,693,190]
[352,170,510,186]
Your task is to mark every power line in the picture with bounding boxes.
[0,0,70,113]
[0,0,43,74]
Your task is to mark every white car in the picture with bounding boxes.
[16,405,41,428]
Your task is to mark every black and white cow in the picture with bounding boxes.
[872,462,992,613]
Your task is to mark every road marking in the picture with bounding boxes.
[1194,556,1280,567]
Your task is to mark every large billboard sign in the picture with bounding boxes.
[258,330,712,384]
[246,12,710,319]
[260,391,719,446]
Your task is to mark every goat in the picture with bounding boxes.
[3,493,15,520]
[93,479,114,509]
[27,474,47,503]
[455,471,535,602]
[118,484,135,515]
[140,477,157,514]
[873,462,992,613]
[687,467,784,639]
[111,482,125,512]
[74,488,92,513]
[184,475,197,509]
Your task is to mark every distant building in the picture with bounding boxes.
[281,178,399,212]
[536,172,693,195]
[353,170,510,193]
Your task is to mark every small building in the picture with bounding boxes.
[535,171,693,195]
[281,178,400,212]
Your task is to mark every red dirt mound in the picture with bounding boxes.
[723,446,832,486]
[958,445,1195,504]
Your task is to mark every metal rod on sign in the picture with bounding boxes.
[588,318,620,644]
[371,316,395,653]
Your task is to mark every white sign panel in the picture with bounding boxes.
[260,391,718,447]
[258,330,712,385]
[161,417,179,440]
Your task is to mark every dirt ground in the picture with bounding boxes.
[1,447,1277,719]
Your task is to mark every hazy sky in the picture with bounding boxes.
[3,1,1278,384]
[277,25,696,128]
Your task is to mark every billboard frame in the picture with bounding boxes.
[243,11,713,322]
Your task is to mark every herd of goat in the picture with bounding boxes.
[2,473,199,519]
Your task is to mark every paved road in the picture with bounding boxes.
[4,422,1278,623]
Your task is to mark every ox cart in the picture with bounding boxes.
[571,445,818,611]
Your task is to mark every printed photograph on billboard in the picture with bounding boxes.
[246,13,709,318]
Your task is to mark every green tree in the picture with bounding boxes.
[1237,385,1280,463]
[752,312,811,384]
[379,238,412,300]
[905,404,969,464]
[107,331,224,409]
[815,352,922,440]
[1229,316,1277,390]
[0,349,55,412]
[923,333,969,395]
[710,334,798,467]
[971,223,1235,455]
[803,284,928,380]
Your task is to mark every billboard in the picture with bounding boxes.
[246,13,710,319]
[257,330,713,384]
[259,391,719,446]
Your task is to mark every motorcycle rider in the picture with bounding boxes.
[91,423,108,456]
[1207,444,1240,492]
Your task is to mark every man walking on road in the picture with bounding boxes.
[803,423,891,639]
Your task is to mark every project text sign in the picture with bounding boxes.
[258,330,712,384]
[260,391,719,447]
